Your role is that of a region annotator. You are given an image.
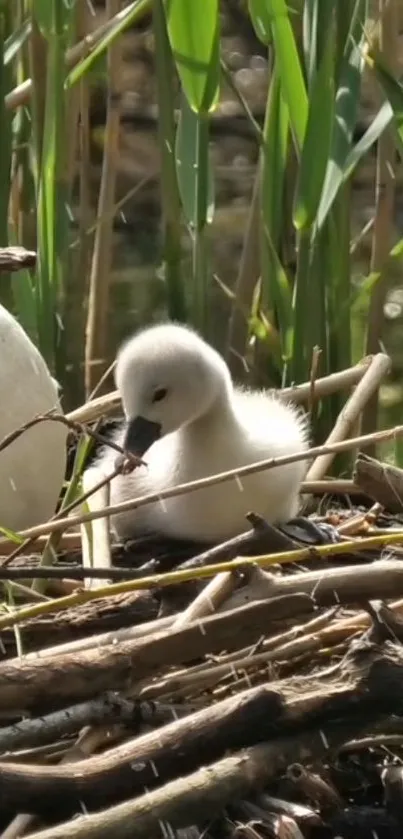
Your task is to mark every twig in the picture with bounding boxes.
[25,614,175,662]
[1,536,403,630]
[140,609,341,701]
[0,478,365,556]
[17,670,403,839]
[308,345,322,416]
[172,571,237,630]
[354,452,403,512]
[0,247,36,273]
[0,695,137,753]
[306,352,391,481]
[5,421,403,543]
[66,356,376,424]
[0,410,125,459]
[0,566,157,582]
[336,502,383,536]
[0,478,364,555]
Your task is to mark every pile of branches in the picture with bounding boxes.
[2,497,403,838]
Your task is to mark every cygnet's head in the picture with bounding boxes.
[115,323,232,456]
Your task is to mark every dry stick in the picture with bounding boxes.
[25,614,175,661]
[0,566,186,582]
[0,478,366,555]
[153,626,348,700]
[1,718,117,839]
[306,352,391,482]
[1,814,34,839]
[18,712,397,839]
[1,459,124,570]
[336,501,383,536]
[26,602,335,679]
[5,421,403,545]
[0,661,379,830]
[0,247,36,272]
[172,570,236,631]
[0,685,287,811]
[0,695,138,760]
[354,453,403,512]
[162,640,339,707]
[66,356,374,424]
[32,590,403,699]
[0,411,125,460]
[0,595,315,714]
[140,610,341,701]
[2,530,403,633]
[308,345,322,416]
[87,358,116,402]
[3,560,403,717]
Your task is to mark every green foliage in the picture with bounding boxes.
[260,64,292,364]
[293,29,335,231]
[2,0,403,463]
[165,0,220,113]
[0,1,12,307]
[66,0,151,88]
[31,0,70,371]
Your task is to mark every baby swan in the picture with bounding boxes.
[99,323,310,543]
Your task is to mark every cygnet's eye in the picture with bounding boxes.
[152,387,168,403]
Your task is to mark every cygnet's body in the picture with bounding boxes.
[0,304,67,531]
[97,323,310,543]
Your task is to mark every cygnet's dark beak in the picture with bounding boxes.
[124,415,162,457]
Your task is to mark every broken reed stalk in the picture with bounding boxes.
[305,352,391,481]
[0,478,362,555]
[0,477,367,555]
[66,353,378,424]
[2,534,403,630]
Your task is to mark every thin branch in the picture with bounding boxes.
[7,420,403,542]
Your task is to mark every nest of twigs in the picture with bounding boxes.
[1,474,403,838]
[2,346,403,837]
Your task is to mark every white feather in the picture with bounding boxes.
[0,304,67,531]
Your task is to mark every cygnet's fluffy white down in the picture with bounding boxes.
[0,304,67,531]
[96,323,310,543]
